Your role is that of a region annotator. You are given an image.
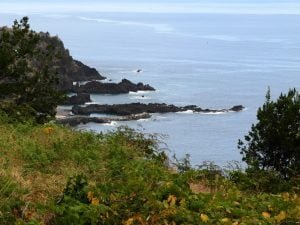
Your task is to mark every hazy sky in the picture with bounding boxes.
[1,0,300,14]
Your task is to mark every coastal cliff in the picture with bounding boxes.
[37,32,106,91]
[0,26,105,92]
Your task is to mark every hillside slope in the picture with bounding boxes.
[0,117,298,224]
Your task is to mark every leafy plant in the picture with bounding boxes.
[0,176,25,224]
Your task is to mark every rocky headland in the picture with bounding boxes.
[37,32,106,91]
[37,33,154,95]
[20,31,155,102]
[0,27,106,93]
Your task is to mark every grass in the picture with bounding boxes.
[0,117,299,224]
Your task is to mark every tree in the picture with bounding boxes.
[238,88,300,178]
[0,17,65,123]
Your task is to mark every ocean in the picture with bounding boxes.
[1,0,300,166]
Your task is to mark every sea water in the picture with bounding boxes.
[1,1,300,165]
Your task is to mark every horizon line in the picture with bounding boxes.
[1,2,300,15]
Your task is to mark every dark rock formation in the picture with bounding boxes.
[72,103,244,116]
[57,112,151,126]
[63,93,91,105]
[229,105,244,112]
[73,79,155,94]
[37,33,106,91]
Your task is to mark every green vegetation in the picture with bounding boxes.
[0,17,65,123]
[0,18,299,224]
[238,88,300,179]
[0,116,298,224]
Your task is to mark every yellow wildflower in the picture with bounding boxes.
[91,197,100,206]
[167,195,177,206]
[220,218,230,223]
[200,213,209,222]
[282,192,290,201]
[262,212,271,219]
[124,218,134,225]
[43,127,54,134]
[87,191,93,201]
[274,211,286,222]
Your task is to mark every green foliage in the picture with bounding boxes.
[0,17,65,123]
[0,118,299,224]
[229,169,298,193]
[0,176,25,225]
[173,154,192,173]
[238,88,300,179]
[62,175,89,203]
[54,175,110,225]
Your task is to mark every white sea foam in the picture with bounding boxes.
[197,111,227,115]
[103,121,118,126]
[79,16,173,33]
[129,91,151,95]
[154,115,167,120]
[176,110,194,114]
[137,118,150,122]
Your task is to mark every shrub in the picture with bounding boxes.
[238,88,300,179]
[0,17,65,123]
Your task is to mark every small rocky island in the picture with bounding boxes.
[71,79,155,94]
[72,103,244,116]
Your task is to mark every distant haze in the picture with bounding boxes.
[1,0,300,14]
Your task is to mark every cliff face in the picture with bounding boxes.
[37,33,105,91]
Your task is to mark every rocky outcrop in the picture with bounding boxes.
[228,105,244,112]
[37,33,106,91]
[57,112,151,126]
[73,79,155,94]
[72,103,244,116]
[63,93,91,105]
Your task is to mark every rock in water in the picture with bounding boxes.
[63,93,91,105]
[72,103,244,116]
[73,79,155,94]
[230,105,244,111]
[57,112,151,126]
